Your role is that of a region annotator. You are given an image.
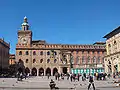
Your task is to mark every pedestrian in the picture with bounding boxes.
[67,73,70,80]
[70,73,72,82]
[77,74,80,81]
[24,73,27,79]
[55,72,58,80]
[58,73,60,81]
[88,75,95,90]
[20,73,23,81]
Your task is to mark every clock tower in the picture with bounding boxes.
[17,16,32,45]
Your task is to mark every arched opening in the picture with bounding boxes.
[39,68,44,76]
[47,51,50,55]
[46,68,51,76]
[25,67,30,75]
[40,51,43,55]
[31,68,37,76]
[63,67,67,74]
[33,51,36,55]
[26,51,29,55]
[53,68,58,76]
[19,51,22,55]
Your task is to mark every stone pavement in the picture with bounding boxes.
[0,76,120,90]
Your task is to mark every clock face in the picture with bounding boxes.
[20,37,28,44]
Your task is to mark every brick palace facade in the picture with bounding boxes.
[0,38,10,73]
[16,17,106,76]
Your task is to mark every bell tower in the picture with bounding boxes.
[21,16,29,30]
[17,16,32,45]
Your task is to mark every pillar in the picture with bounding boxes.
[67,67,70,73]
[58,66,61,73]
[29,69,32,75]
[37,69,39,76]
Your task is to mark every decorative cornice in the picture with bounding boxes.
[16,43,106,50]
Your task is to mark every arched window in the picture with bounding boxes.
[33,59,36,63]
[54,51,57,55]
[47,59,50,63]
[33,51,36,55]
[19,59,22,62]
[82,51,84,54]
[114,41,117,52]
[47,51,50,55]
[40,59,43,63]
[26,51,29,55]
[54,59,57,63]
[19,51,22,55]
[40,51,43,55]
[26,59,28,63]
[93,56,96,63]
[108,44,111,54]
[76,56,80,64]
[88,56,90,63]
[82,56,85,63]
[114,41,117,44]
[98,56,100,63]
[102,57,104,63]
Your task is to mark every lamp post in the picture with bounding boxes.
[70,53,73,73]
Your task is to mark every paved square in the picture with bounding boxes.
[0,76,120,90]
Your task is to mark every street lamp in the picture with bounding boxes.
[70,54,73,73]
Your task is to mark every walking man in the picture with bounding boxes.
[88,75,95,90]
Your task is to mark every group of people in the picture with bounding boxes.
[94,72,107,80]
[16,72,29,81]
[17,71,120,90]
[48,72,95,90]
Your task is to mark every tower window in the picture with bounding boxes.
[26,51,29,55]
[24,26,26,30]
[33,51,36,55]
[26,59,28,63]
[40,51,43,55]
[40,59,43,63]
[54,59,57,63]
[19,51,22,55]
[33,59,36,63]
[47,59,50,63]
[47,51,50,55]
[54,51,57,55]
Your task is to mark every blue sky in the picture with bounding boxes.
[0,0,120,54]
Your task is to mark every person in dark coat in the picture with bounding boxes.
[88,75,95,90]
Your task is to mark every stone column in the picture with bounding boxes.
[67,67,70,73]
[29,69,32,75]
[58,66,61,73]
[37,69,39,76]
